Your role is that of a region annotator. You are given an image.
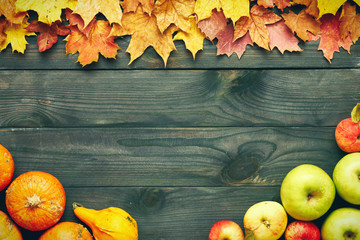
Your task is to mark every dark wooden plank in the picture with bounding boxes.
[0,186,357,240]
[0,69,359,128]
[0,37,359,70]
[0,127,344,187]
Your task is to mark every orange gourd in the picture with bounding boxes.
[0,144,14,191]
[39,222,93,240]
[0,210,23,240]
[5,171,66,231]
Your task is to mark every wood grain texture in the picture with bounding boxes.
[0,37,359,70]
[0,186,356,240]
[0,127,344,187]
[0,69,359,128]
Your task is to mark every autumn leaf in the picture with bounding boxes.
[318,12,352,62]
[0,16,35,53]
[268,20,302,53]
[282,9,321,42]
[216,24,253,58]
[26,20,70,52]
[195,0,250,23]
[291,0,319,18]
[153,0,195,33]
[173,16,206,59]
[15,0,77,25]
[257,0,291,11]
[354,0,360,6]
[340,2,360,43]
[113,6,176,66]
[0,0,27,24]
[317,0,346,19]
[73,0,123,28]
[0,19,7,46]
[197,9,228,41]
[65,8,96,38]
[122,0,154,14]
[65,20,120,66]
[234,5,281,50]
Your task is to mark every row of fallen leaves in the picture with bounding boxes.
[0,0,359,67]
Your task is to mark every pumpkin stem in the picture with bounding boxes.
[73,202,84,210]
[25,194,42,208]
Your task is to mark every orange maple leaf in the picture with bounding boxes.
[258,0,291,11]
[0,0,27,24]
[112,6,176,66]
[65,19,120,66]
[267,20,302,53]
[318,12,352,62]
[152,0,195,33]
[282,9,321,42]
[292,0,319,18]
[340,2,360,43]
[26,20,70,52]
[234,5,281,50]
[73,0,123,28]
[197,9,228,41]
[122,0,154,14]
[0,19,7,45]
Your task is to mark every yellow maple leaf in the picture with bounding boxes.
[317,0,346,18]
[0,0,27,24]
[195,0,249,23]
[119,6,176,67]
[0,16,35,53]
[73,0,123,28]
[15,0,77,25]
[354,0,360,6]
[173,16,206,59]
[153,0,195,33]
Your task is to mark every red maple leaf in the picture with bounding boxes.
[267,20,302,53]
[197,9,228,41]
[257,0,291,11]
[26,20,70,52]
[0,19,7,46]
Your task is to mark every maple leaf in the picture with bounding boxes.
[73,0,123,28]
[216,24,253,58]
[291,0,319,18]
[197,9,228,41]
[267,20,302,53]
[15,0,77,25]
[0,16,35,53]
[355,0,360,6]
[173,16,206,59]
[340,2,360,43]
[317,0,346,19]
[65,8,97,38]
[65,20,120,66]
[234,5,281,50]
[318,12,352,62]
[282,9,321,42]
[195,0,250,23]
[113,6,176,67]
[0,0,27,24]
[0,19,7,46]
[153,0,195,33]
[26,20,70,52]
[258,0,291,11]
[122,0,154,14]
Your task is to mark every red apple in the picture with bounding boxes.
[335,118,360,153]
[285,221,320,240]
[209,220,244,240]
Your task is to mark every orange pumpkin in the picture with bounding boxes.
[0,144,14,191]
[0,210,23,240]
[39,222,93,240]
[5,171,66,231]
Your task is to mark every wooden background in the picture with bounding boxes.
[0,35,360,239]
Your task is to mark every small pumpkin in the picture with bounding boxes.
[0,210,23,240]
[39,222,93,240]
[73,202,138,240]
[0,144,14,191]
[5,171,66,231]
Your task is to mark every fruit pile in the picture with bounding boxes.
[209,104,360,240]
[0,145,138,240]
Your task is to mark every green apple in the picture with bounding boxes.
[333,152,360,205]
[243,201,287,240]
[321,208,360,240]
[280,164,335,221]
